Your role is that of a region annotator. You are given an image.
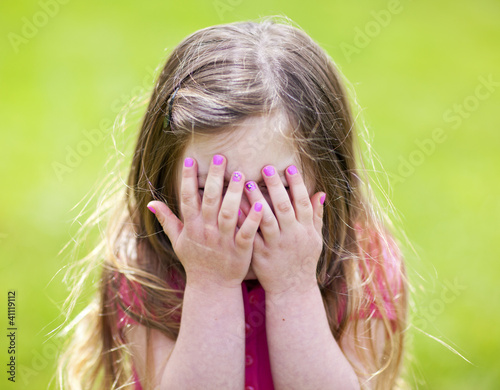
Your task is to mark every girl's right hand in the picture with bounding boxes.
[147,154,263,290]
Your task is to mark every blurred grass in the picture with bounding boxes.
[1,0,499,388]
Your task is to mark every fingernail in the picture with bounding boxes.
[232,171,242,182]
[263,165,275,177]
[254,202,262,212]
[320,194,326,205]
[238,209,242,216]
[184,157,194,168]
[287,165,298,175]
[245,181,257,191]
[213,154,224,165]
[147,205,156,214]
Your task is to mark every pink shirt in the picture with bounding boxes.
[115,276,274,389]
[241,279,274,390]
[115,232,402,389]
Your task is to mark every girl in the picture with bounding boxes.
[57,16,409,390]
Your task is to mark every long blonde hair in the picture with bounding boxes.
[56,15,410,389]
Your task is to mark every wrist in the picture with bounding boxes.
[264,279,319,302]
[185,273,244,294]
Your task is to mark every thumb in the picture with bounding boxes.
[147,201,183,246]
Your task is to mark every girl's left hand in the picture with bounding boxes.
[243,164,326,296]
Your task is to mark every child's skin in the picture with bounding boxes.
[171,113,321,293]
[143,114,360,389]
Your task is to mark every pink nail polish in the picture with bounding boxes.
[287,165,298,175]
[263,165,275,177]
[320,194,326,205]
[147,205,156,214]
[245,181,257,191]
[184,158,194,168]
[232,171,242,182]
[254,202,262,212]
[213,155,224,165]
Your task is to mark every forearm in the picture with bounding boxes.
[265,284,360,390]
[162,280,245,389]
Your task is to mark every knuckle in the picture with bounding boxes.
[219,207,234,222]
[227,180,242,193]
[180,190,191,205]
[261,213,274,226]
[182,166,193,178]
[276,199,292,214]
[266,177,279,186]
[298,196,311,209]
[238,229,253,242]
[202,224,218,241]
[203,192,218,206]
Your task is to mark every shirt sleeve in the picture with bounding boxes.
[336,227,404,325]
[357,228,403,321]
[114,271,148,330]
[112,268,185,334]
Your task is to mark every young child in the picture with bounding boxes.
[57,16,408,390]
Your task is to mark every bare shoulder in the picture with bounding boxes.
[124,323,177,387]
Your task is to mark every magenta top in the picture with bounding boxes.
[115,230,403,390]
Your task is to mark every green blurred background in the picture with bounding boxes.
[1,0,499,388]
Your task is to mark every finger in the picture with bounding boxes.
[311,192,326,236]
[235,201,264,250]
[218,171,245,235]
[261,165,296,228]
[147,201,183,247]
[179,157,201,223]
[239,193,252,217]
[285,164,314,225]
[244,180,279,241]
[202,154,226,226]
[237,206,246,229]
[234,207,245,238]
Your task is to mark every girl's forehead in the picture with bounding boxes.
[183,135,298,178]
[189,113,293,149]
[182,114,297,164]
[185,130,292,158]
